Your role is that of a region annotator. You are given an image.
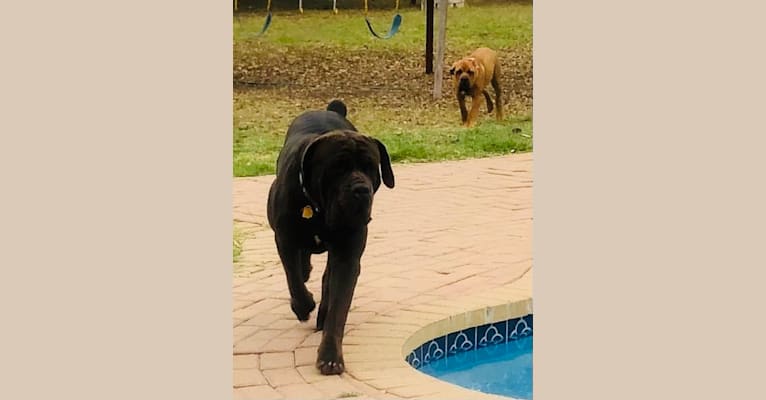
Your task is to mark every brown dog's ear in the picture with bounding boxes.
[450,61,461,75]
[371,138,395,189]
[473,59,484,74]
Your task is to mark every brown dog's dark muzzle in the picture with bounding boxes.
[459,77,471,92]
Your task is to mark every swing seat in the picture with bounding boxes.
[244,11,272,39]
[258,11,273,35]
[365,13,402,39]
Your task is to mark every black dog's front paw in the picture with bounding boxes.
[290,293,316,322]
[316,357,345,375]
[316,359,344,375]
[316,340,344,375]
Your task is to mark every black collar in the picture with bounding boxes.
[298,171,321,214]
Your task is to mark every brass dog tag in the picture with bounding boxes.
[301,205,313,219]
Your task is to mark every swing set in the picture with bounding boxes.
[234,0,403,40]
[364,0,402,39]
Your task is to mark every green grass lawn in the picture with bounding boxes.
[234,5,532,51]
[234,3,532,177]
[233,96,532,176]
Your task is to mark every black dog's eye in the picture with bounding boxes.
[455,69,462,75]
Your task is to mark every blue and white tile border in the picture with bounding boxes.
[405,314,533,369]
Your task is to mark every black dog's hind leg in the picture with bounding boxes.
[275,239,316,321]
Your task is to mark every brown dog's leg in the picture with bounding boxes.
[492,66,504,121]
[465,91,485,127]
[457,92,468,123]
[275,239,316,321]
[483,90,494,114]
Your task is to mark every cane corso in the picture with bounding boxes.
[449,47,504,127]
[266,100,395,375]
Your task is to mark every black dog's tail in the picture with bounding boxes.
[326,99,347,118]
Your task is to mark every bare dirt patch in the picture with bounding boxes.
[234,44,531,115]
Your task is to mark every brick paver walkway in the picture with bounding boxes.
[233,153,532,400]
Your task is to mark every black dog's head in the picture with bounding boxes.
[300,130,395,231]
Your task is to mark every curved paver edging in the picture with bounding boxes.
[402,297,532,359]
[342,269,532,400]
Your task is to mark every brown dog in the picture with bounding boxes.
[449,47,503,127]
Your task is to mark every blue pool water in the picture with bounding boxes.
[418,335,533,399]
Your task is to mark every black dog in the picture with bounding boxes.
[267,100,395,375]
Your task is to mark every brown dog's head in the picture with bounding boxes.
[300,130,395,231]
[449,57,483,94]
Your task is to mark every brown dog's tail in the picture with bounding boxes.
[326,100,347,118]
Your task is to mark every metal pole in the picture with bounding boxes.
[433,0,448,98]
[425,0,434,74]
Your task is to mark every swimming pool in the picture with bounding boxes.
[420,335,532,399]
[406,314,533,399]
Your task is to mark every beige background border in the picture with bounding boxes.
[1,1,232,399]
[534,0,766,399]
[2,0,765,399]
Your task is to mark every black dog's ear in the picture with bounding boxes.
[326,99,347,118]
[449,66,456,75]
[372,138,395,189]
[300,136,323,189]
